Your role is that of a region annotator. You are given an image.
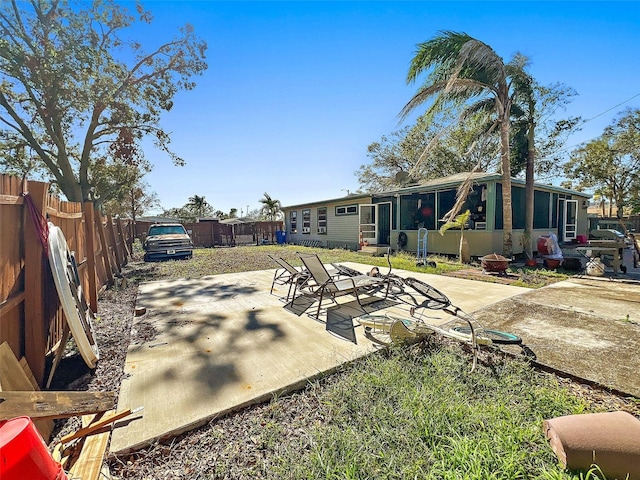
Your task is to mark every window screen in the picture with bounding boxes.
[533,191,551,229]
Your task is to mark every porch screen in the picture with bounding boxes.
[399,193,435,230]
[495,184,526,230]
[534,191,551,229]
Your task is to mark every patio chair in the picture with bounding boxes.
[298,253,390,320]
[268,255,311,301]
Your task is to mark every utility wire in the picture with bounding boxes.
[538,91,640,159]
[580,92,640,126]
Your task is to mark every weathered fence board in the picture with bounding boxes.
[0,174,133,388]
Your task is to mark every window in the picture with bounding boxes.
[317,207,327,234]
[302,209,311,234]
[336,204,358,216]
[289,211,297,233]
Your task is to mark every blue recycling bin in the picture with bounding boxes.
[275,231,286,244]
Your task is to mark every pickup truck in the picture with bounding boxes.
[143,223,193,262]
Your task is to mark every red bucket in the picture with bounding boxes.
[0,417,68,480]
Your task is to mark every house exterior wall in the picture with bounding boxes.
[284,198,369,250]
[282,174,591,257]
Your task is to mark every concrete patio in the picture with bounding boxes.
[109,263,529,455]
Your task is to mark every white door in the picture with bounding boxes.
[359,204,377,245]
[563,199,578,241]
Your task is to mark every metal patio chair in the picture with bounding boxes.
[298,253,390,320]
[267,255,312,302]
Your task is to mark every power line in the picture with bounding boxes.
[537,92,640,160]
[580,92,640,126]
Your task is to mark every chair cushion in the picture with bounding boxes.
[543,411,640,479]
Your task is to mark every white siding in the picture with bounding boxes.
[283,201,364,249]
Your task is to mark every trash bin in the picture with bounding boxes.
[275,231,286,245]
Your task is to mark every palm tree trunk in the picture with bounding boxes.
[523,121,535,259]
[499,113,513,258]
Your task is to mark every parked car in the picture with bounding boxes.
[143,223,193,261]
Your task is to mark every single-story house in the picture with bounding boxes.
[281,172,592,257]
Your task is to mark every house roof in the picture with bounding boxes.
[282,172,590,210]
[218,217,255,225]
[283,192,372,210]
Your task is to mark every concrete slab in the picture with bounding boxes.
[109,263,528,455]
[472,276,640,397]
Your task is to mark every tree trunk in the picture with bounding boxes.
[523,119,535,260]
[460,234,470,264]
[499,112,513,258]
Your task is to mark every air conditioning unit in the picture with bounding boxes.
[318,227,326,234]
[302,227,310,233]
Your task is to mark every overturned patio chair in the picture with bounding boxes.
[268,255,311,302]
[298,253,391,320]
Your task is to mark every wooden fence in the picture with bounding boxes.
[135,220,284,247]
[0,174,133,389]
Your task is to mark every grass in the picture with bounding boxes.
[232,343,599,479]
[123,242,612,479]
[135,242,567,288]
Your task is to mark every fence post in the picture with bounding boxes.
[23,180,48,386]
[83,203,98,313]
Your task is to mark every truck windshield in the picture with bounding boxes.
[148,226,186,236]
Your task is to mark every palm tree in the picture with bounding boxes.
[259,192,281,221]
[508,55,536,260]
[439,209,471,263]
[400,31,517,257]
[186,194,212,218]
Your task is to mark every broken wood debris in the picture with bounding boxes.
[53,407,142,480]
[0,341,54,440]
[0,390,117,420]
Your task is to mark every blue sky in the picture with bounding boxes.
[134,1,640,215]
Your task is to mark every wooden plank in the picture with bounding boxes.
[68,412,113,480]
[45,206,83,218]
[96,212,115,285]
[116,217,131,264]
[83,203,98,313]
[0,291,25,317]
[0,390,117,420]
[19,357,39,390]
[106,215,122,272]
[0,342,54,440]
[60,407,139,444]
[45,321,70,389]
[0,342,33,391]
[23,181,49,386]
[0,193,23,205]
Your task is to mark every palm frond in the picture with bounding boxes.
[406,31,473,84]
[457,39,506,84]
[441,163,483,224]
